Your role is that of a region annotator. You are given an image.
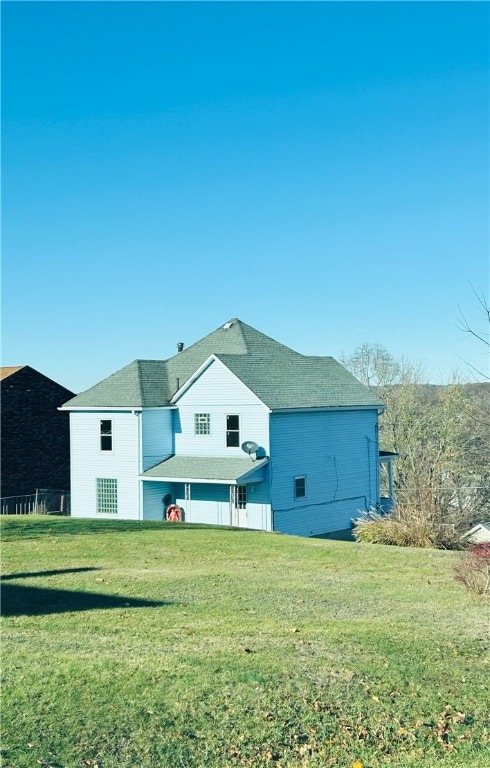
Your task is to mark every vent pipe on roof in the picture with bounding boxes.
[177,342,184,353]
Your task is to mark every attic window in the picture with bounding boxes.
[223,321,233,329]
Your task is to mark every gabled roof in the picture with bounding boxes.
[0,366,25,381]
[462,522,490,538]
[62,318,383,410]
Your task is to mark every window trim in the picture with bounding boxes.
[294,475,307,500]
[225,414,240,448]
[100,419,113,452]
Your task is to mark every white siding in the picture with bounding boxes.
[70,411,140,519]
[244,480,272,531]
[270,409,379,537]
[174,359,269,457]
[142,409,173,470]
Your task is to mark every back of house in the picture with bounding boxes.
[61,319,388,537]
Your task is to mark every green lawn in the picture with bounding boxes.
[1,517,488,768]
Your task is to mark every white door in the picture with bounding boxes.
[230,485,247,528]
[184,483,191,522]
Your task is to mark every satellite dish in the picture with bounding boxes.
[255,447,266,460]
[241,440,259,455]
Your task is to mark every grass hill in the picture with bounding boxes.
[1,517,488,767]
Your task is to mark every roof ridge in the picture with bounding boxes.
[166,318,248,361]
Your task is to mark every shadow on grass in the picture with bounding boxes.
[1,566,100,581]
[1,583,173,617]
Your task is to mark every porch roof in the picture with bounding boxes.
[140,455,268,485]
[379,450,399,461]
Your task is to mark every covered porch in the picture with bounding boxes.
[379,450,399,513]
[140,455,271,530]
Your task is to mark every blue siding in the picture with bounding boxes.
[174,480,271,530]
[270,409,379,536]
[142,480,172,520]
[175,483,229,525]
[142,409,173,470]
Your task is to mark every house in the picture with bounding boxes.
[1,366,75,498]
[462,522,490,544]
[61,319,390,537]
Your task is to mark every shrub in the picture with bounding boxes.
[454,542,490,596]
[353,505,463,549]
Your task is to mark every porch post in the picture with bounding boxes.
[388,459,394,501]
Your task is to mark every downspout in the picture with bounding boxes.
[367,436,372,509]
[134,410,143,521]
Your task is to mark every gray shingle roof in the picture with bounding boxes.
[140,455,268,483]
[63,319,383,410]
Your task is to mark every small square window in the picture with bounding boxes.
[195,413,210,435]
[294,476,306,499]
[100,420,112,451]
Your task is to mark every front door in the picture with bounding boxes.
[230,485,247,528]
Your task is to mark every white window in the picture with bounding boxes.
[195,413,210,435]
[96,478,118,514]
[294,476,306,499]
[232,485,247,509]
[226,414,240,447]
[100,420,113,451]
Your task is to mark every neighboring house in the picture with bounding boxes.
[61,319,391,537]
[1,366,75,498]
[462,522,490,544]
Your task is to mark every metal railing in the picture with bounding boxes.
[0,489,70,516]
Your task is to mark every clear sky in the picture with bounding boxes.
[2,1,489,393]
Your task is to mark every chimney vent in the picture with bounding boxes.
[177,342,184,353]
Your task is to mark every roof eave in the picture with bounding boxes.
[270,404,384,413]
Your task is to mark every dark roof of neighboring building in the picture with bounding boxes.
[1,365,75,395]
[0,366,25,381]
[62,319,383,410]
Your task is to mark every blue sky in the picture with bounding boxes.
[2,1,489,393]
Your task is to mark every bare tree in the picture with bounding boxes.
[457,285,490,380]
[343,343,489,543]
